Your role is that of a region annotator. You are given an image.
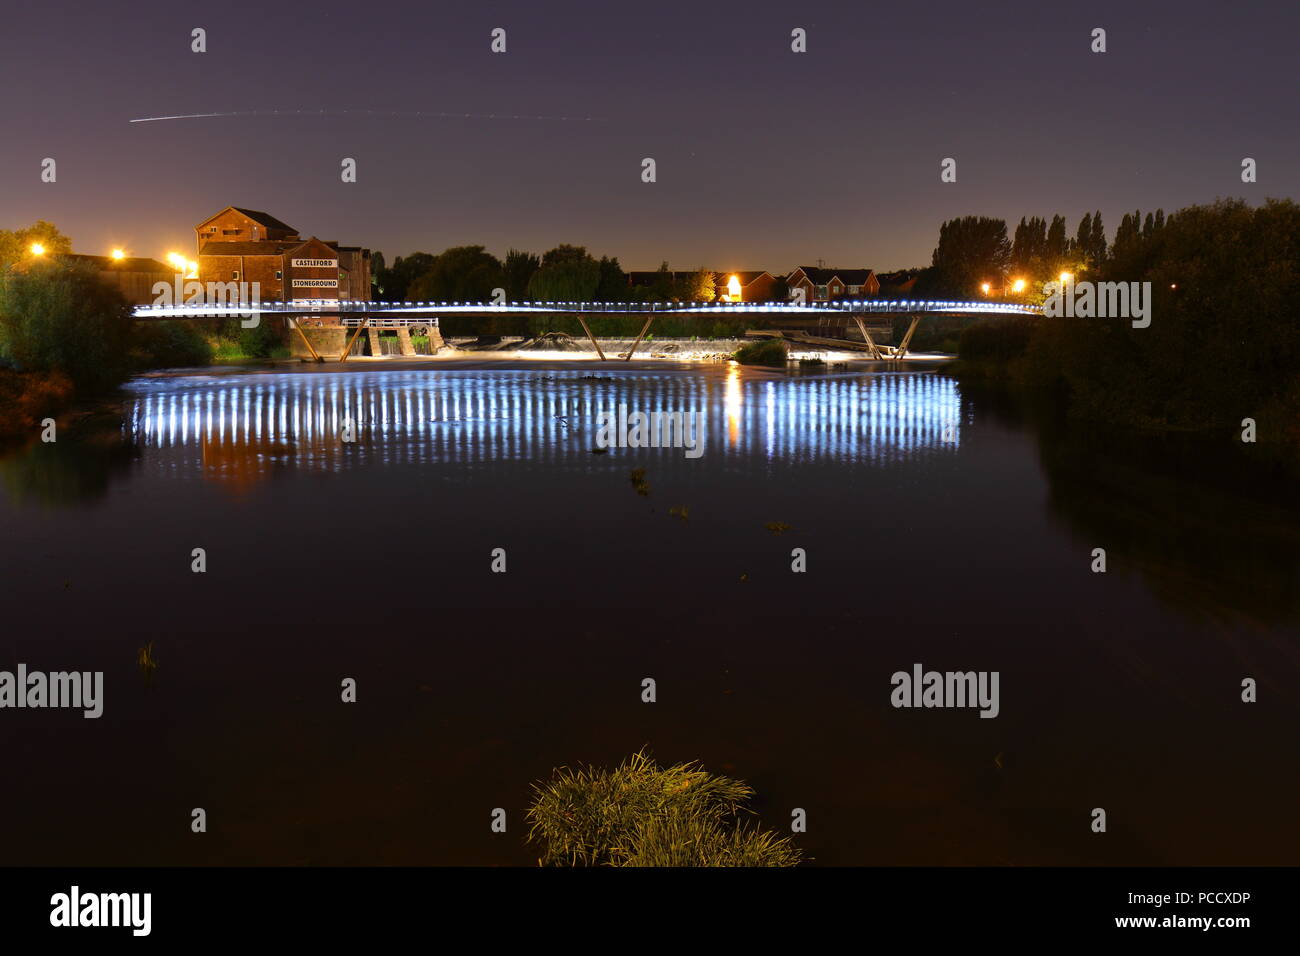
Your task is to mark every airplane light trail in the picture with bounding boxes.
[129,108,603,124]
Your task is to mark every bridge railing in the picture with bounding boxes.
[134,298,1041,318]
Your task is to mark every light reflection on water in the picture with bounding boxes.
[123,368,964,481]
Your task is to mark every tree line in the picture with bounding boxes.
[375,244,718,304]
[923,208,1178,299]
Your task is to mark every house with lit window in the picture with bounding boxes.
[714,271,781,302]
[785,266,879,304]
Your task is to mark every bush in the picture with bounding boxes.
[734,338,789,367]
[526,750,802,867]
[0,260,134,393]
[957,316,1036,363]
[130,321,213,369]
[0,368,75,441]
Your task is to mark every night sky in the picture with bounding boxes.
[2,0,1296,272]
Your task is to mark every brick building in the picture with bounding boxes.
[785,266,880,304]
[63,253,172,305]
[194,207,372,310]
[714,271,781,302]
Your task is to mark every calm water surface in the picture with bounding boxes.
[1,360,1296,865]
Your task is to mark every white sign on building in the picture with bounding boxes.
[292,278,339,288]
[291,258,338,268]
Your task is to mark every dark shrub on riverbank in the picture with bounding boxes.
[0,260,134,393]
[735,338,788,366]
[526,750,802,867]
[0,368,74,441]
[130,320,213,369]
[957,316,1035,363]
[958,199,1300,450]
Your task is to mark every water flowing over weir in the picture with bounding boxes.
[123,369,965,479]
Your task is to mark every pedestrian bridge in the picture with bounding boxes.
[132,298,1039,362]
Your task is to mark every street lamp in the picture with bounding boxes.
[980,282,991,295]
[111,248,125,260]
[30,242,45,256]
[1011,278,1026,293]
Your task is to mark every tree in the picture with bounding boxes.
[380,252,436,301]
[503,249,540,300]
[1075,213,1094,266]
[0,221,72,271]
[0,259,134,393]
[1046,214,1069,268]
[1011,216,1048,276]
[931,216,1011,296]
[1089,211,1107,264]
[679,268,717,302]
[407,245,504,302]
[527,245,600,301]
[595,256,628,301]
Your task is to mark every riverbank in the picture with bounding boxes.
[0,368,75,443]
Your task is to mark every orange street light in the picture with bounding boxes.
[1011,278,1026,293]
[111,248,125,260]
[30,242,45,256]
[980,282,991,295]
[1059,271,1073,284]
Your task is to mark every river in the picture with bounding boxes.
[1,359,1296,865]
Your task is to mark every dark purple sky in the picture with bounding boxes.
[2,0,1296,272]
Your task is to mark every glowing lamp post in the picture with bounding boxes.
[29,242,45,256]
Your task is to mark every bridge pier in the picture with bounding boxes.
[894,315,921,361]
[367,326,383,357]
[624,315,655,361]
[396,327,416,356]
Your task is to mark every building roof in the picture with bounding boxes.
[792,266,876,284]
[64,253,171,272]
[231,208,298,234]
[199,240,300,257]
[718,271,774,285]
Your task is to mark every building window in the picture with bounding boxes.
[222,229,240,236]
[232,271,240,280]
[849,285,859,293]
[816,285,828,298]
[275,270,282,280]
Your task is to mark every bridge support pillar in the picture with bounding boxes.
[851,314,882,360]
[576,316,606,361]
[624,315,655,361]
[367,326,383,357]
[396,326,416,356]
[428,324,446,353]
[895,315,921,361]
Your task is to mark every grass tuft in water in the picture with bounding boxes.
[526,749,803,867]
[137,641,158,677]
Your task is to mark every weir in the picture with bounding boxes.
[133,298,1039,363]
